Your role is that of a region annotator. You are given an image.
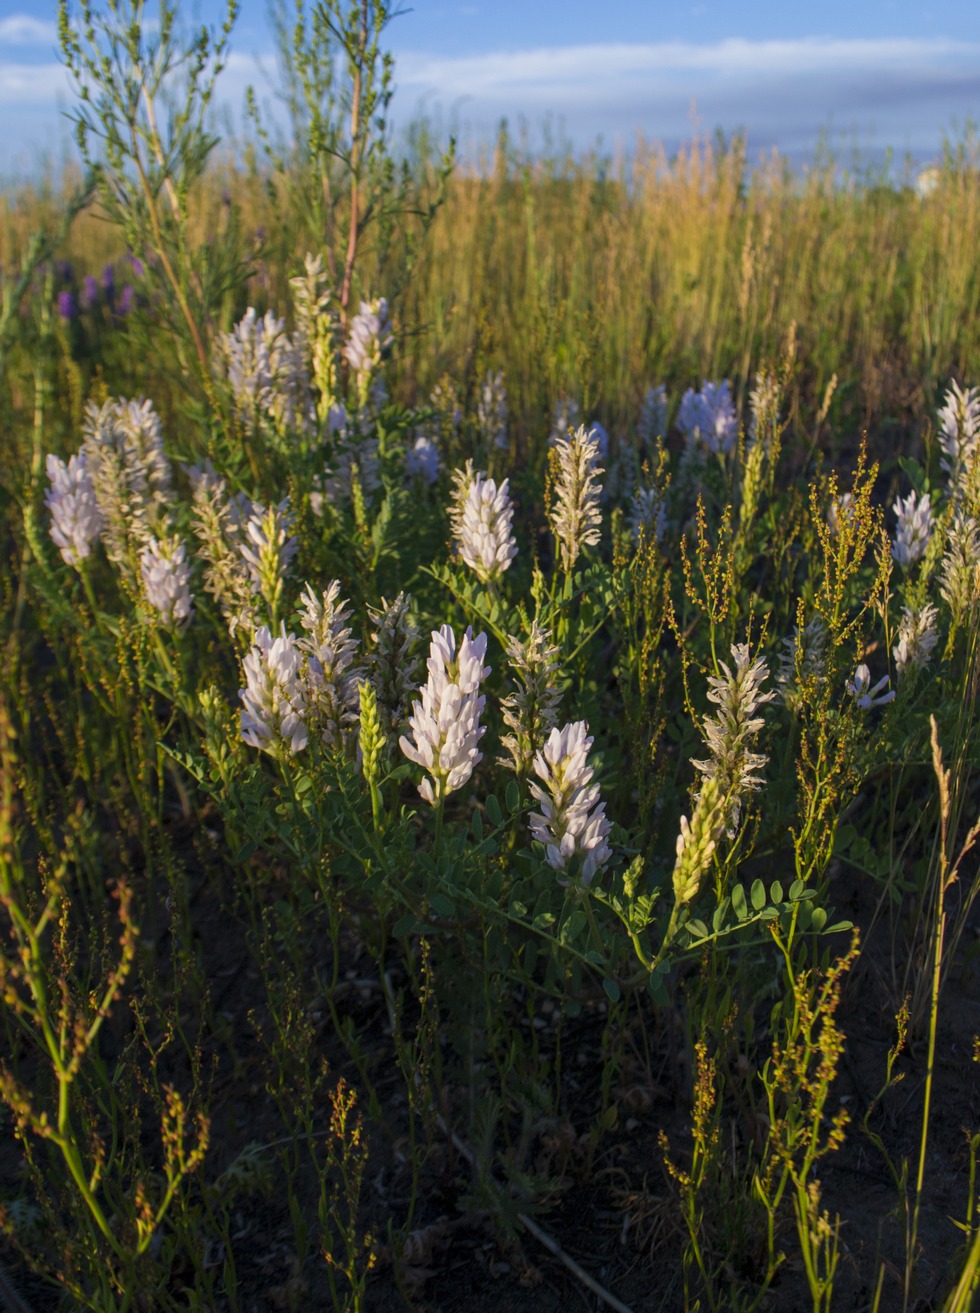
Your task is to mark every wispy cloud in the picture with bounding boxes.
[0,62,69,107]
[395,36,980,153]
[0,15,58,45]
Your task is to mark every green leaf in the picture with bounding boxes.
[750,879,766,911]
[429,893,455,918]
[770,881,783,905]
[731,883,748,919]
[392,914,418,938]
[824,919,853,934]
[789,879,804,901]
[509,900,528,917]
[505,779,521,813]
[532,911,556,931]
[603,977,621,1003]
[486,794,503,826]
[712,897,731,932]
[471,809,484,842]
[686,918,709,940]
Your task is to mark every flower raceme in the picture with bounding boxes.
[139,535,193,627]
[692,643,774,800]
[240,625,308,757]
[450,464,517,583]
[45,451,103,566]
[549,425,604,573]
[528,721,612,886]
[399,625,490,807]
[891,491,933,567]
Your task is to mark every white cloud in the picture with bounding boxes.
[0,61,69,107]
[0,15,58,45]
[394,36,980,155]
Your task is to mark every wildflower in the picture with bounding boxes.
[639,384,668,446]
[549,397,581,445]
[940,513,980,624]
[188,463,255,634]
[220,307,313,438]
[367,592,420,744]
[672,774,726,907]
[44,452,103,566]
[57,290,76,321]
[891,491,933,567]
[549,424,604,573]
[343,298,393,381]
[319,433,381,509]
[937,379,980,495]
[827,492,855,537]
[297,582,362,751]
[239,499,298,620]
[399,625,490,807]
[406,435,441,485]
[846,664,895,711]
[82,397,173,570]
[528,721,612,886]
[748,370,780,449]
[692,643,774,803]
[627,486,667,545]
[450,464,517,582]
[240,624,308,756]
[678,380,738,456]
[893,604,939,679]
[776,615,828,711]
[81,274,99,310]
[139,535,193,627]
[500,622,562,776]
[290,253,340,413]
[477,369,508,450]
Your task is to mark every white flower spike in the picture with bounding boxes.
[399,625,490,806]
[528,721,612,886]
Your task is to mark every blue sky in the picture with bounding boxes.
[1,1,979,176]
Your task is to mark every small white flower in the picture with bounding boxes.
[452,467,518,582]
[893,604,939,679]
[827,492,855,537]
[937,379,980,493]
[549,424,604,572]
[776,616,827,711]
[297,582,362,750]
[692,643,775,801]
[748,371,780,449]
[343,298,393,379]
[678,380,737,456]
[139,535,193,626]
[406,435,441,484]
[846,663,895,711]
[891,491,933,567]
[221,307,313,437]
[240,499,298,596]
[940,512,980,621]
[240,624,308,756]
[627,486,667,545]
[549,397,581,445]
[399,625,490,806]
[639,384,668,446]
[478,369,508,449]
[44,452,103,566]
[528,721,612,886]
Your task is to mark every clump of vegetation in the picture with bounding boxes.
[0,3,978,1311]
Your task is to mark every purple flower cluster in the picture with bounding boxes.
[54,258,138,323]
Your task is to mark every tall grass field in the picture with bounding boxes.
[1,2,979,1310]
